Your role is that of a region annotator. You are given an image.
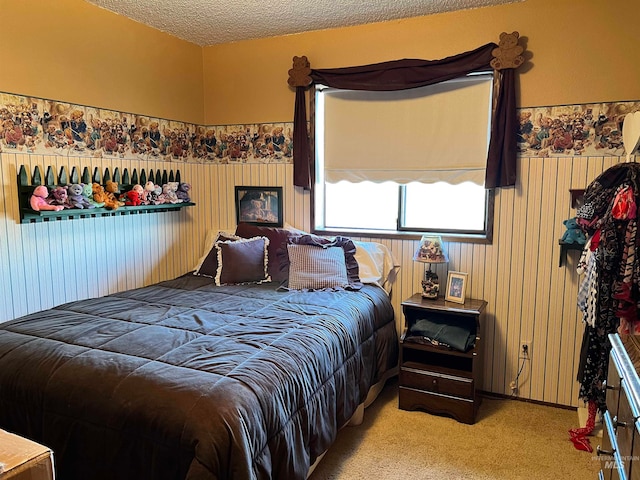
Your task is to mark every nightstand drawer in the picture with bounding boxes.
[400,366,474,398]
[399,386,476,424]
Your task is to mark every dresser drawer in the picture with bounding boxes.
[608,352,624,417]
[612,462,629,480]
[400,366,474,398]
[616,380,636,479]
[631,420,640,480]
[600,410,618,480]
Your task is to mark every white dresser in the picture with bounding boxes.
[599,334,640,480]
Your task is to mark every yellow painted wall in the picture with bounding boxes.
[0,0,204,124]
[5,0,637,125]
[202,0,640,124]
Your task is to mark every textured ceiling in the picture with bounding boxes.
[85,0,520,46]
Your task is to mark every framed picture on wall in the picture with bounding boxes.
[235,186,283,227]
[445,271,468,304]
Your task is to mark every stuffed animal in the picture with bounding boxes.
[30,185,64,212]
[162,182,180,204]
[131,184,144,198]
[83,182,104,208]
[92,183,109,206]
[123,189,142,206]
[103,181,124,210]
[561,217,586,244]
[150,185,165,205]
[141,181,155,204]
[119,184,143,205]
[67,183,95,209]
[49,186,70,209]
[176,182,191,203]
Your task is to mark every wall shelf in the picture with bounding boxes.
[570,189,585,209]
[20,202,196,223]
[558,240,584,267]
[18,165,195,224]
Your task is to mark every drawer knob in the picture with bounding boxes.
[603,380,619,391]
[596,445,616,456]
[613,415,631,429]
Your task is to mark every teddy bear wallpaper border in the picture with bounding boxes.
[1,91,639,164]
[0,92,294,164]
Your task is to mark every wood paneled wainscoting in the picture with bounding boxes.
[0,149,622,407]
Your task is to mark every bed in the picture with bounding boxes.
[0,226,399,480]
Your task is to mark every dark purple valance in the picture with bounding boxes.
[291,42,519,190]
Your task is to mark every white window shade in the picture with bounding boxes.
[320,74,493,185]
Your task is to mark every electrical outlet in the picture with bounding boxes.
[519,341,531,360]
[510,380,517,393]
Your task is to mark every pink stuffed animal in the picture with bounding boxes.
[30,185,63,212]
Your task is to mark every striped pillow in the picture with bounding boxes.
[287,244,349,290]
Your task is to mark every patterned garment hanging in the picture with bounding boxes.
[577,239,598,328]
[614,219,638,324]
[576,162,640,411]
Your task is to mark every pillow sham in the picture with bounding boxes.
[287,244,349,291]
[235,223,300,282]
[280,234,361,290]
[283,225,399,292]
[193,231,239,278]
[353,240,400,292]
[215,236,270,286]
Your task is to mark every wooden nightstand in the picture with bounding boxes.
[398,293,487,424]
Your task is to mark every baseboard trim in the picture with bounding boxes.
[479,390,577,411]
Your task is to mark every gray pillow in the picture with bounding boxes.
[287,244,349,290]
[214,236,271,285]
[278,234,362,290]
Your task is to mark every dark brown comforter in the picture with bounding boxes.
[0,275,398,480]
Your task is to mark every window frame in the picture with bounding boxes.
[309,83,495,244]
[396,184,494,237]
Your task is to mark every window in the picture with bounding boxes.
[313,73,494,239]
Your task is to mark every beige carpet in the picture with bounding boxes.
[309,378,601,480]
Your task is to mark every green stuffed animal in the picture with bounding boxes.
[68,183,95,209]
[83,182,104,208]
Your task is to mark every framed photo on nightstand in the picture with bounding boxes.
[445,271,468,304]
